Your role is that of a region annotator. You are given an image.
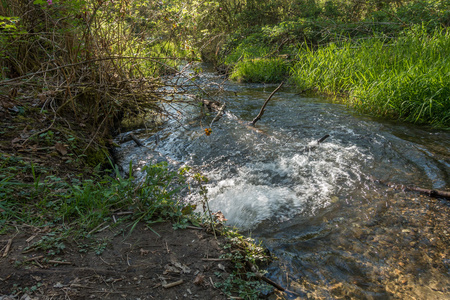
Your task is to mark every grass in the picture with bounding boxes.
[230,57,289,83]
[290,26,450,127]
[0,154,193,237]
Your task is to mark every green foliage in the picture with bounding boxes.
[24,231,67,256]
[230,58,289,83]
[290,26,450,127]
[0,157,193,235]
[215,228,271,299]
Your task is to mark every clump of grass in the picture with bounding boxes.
[230,57,289,83]
[290,26,450,127]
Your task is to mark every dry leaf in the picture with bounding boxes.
[217,263,226,272]
[11,137,22,145]
[174,262,191,273]
[214,211,228,222]
[193,274,204,285]
[55,143,67,155]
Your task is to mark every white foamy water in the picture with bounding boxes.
[200,141,370,229]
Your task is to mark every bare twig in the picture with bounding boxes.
[24,255,44,263]
[162,279,184,289]
[209,103,227,127]
[250,82,284,126]
[201,258,231,261]
[47,260,72,265]
[317,134,330,144]
[129,133,144,147]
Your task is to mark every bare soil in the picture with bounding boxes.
[0,222,234,299]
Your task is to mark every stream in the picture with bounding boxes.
[115,65,450,299]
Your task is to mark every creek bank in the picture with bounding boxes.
[0,222,232,299]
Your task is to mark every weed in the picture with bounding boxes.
[25,232,67,256]
[215,228,272,299]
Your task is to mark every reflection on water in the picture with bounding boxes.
[115,67,450,299]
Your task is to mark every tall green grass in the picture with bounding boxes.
[230,57,289,83]
[290,26,450,127]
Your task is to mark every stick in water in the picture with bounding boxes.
[250,82,284,126]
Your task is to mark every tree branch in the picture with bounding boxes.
[250,81,284,126]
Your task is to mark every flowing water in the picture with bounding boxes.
[115,65,450,299]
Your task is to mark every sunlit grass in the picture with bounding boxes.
[290,26,450,127]
[230,57,289,83]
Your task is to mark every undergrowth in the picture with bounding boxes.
[0,156,193,236]
[215,229,272,299]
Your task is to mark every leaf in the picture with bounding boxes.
[193,274,204,285]
[55,143,67,156]
[11,137,22,145]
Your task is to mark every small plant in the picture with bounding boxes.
[230,57,289,83]
[192,172,217,237]
[25,232,67,256]
[93,238,110,255]
[214,227,272,299]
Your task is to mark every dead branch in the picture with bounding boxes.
[250,82,284,126]
[401,185,450,199]
[209,103,227,127]
[47,260,73,265]
[372,177,450,200]
[317,134,330,144]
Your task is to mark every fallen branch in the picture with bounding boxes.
[185,226,204,230]
[259,274,285,291]
[246,261,300,297]
[209,103,227,127]
[317,134,330,144]
[250,82,284,126]
[24,255,44,263]
[401,185,450,199]
[48,260,72,265]
[372,177,450,200]
[201,258,231,261]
